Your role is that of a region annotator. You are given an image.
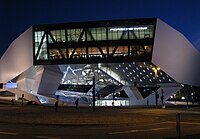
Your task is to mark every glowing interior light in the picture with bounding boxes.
[110,27,148,31]
[181,97,185,100]
[134,27,148,30]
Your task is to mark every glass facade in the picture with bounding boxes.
[33,18,156,64]
[88,27,107,41]
[67,29,83,42]
[34,31,48,60]
[49,30,66,42]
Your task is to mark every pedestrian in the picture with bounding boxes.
[147,100,149,106]
[55,101,58,112]
[75,98,79,109]
[112,101,114,107]
[11,99,14,105]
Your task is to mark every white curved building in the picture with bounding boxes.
[0,18,200,106]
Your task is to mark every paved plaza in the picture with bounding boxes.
[0,102,200,139]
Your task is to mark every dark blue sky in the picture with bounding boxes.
[1,0,200,56]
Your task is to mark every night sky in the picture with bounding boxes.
[1,0,200,57]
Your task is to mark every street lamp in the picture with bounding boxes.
[152,67,160,107]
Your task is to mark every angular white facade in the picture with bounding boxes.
[0,27,33,83]
[152,19,200,87]
[0,27,62,102]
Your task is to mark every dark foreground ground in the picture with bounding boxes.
[0,102,200,139]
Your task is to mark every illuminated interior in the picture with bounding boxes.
[33,19,156,64]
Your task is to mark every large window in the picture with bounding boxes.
[73,47,87,59]
[49,30,66,42]
[34,31,44,55]
[67,29,84,42]
[34,31,48,60]
[130,45,152,58]
[49,48,66,59]
[129,25,154,39]
[114,46,129,57]
[87,27,107,41]
[108,26,128,40]
[108,25,154,40]
[88,47,101,58]
[108,46,129,57]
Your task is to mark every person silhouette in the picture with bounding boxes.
[75,98,79,109]
[55,101,58,112]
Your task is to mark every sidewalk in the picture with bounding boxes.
[0,101,200,126]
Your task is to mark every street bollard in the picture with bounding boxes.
[176,113,181,138]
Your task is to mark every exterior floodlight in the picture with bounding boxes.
[152,67,160,71]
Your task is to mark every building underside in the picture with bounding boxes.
[1,18,200,106]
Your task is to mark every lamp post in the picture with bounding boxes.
[152,67,160,108]
[92,76,96,112]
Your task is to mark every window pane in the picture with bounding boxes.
[67,29,83,42]
[34,31,44,55]
[87,27,107,41]
[74,47,87,58]
[108,27,127,40]
[50,30,66,42]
